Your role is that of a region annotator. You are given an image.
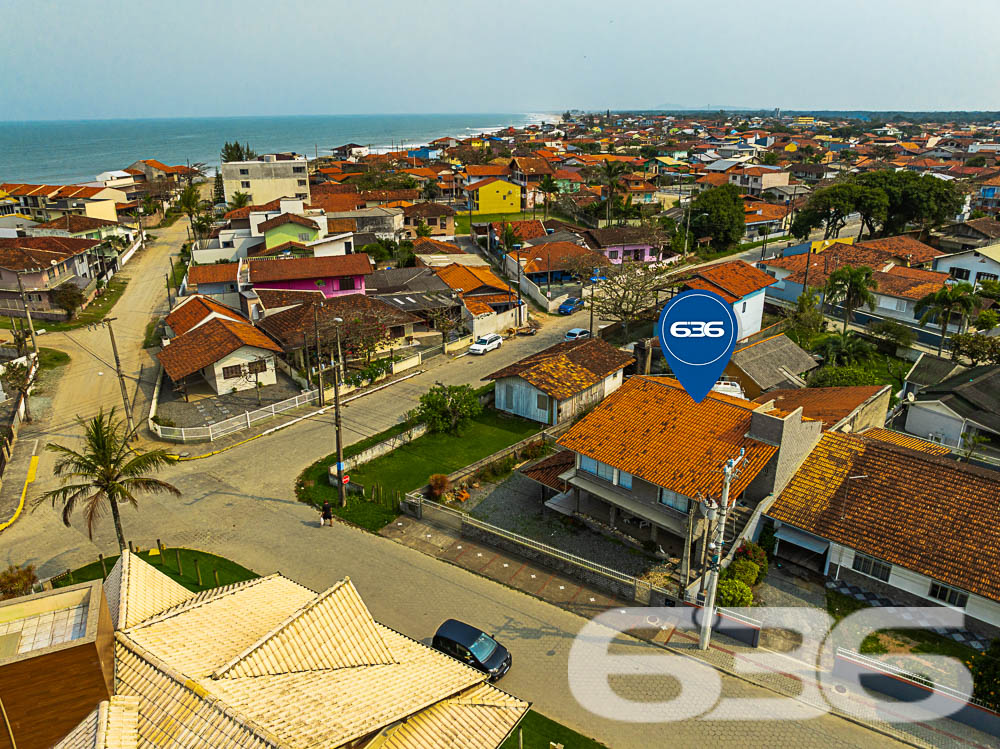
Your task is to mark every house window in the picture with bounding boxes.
[929,582,968,608]
[504,383,514,409]
[222,364,242,379]
[949,267,970,281]
[617,471,632,490]
[579,455,614,482]
[741,301,747,312]
[241,181,251,189]
[298,233,310,241]
[894,298,908,312]
[608,250,619,259]
[340,277,356,291]
[978,272,999,283]
[293,166,305,174]
[239,169,249,176]
[428,218,437,226]
[537,393,550,412]
[657,487,689,514]
[297,179,307,187]
[344,241,352,252]
[852,552,891,582]
[247,359,267,374]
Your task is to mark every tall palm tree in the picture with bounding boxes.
[537,174,559,221]
[178,183,204,239]
[227,191,251,210]
[824,265,878,333]
[36,409,180,551]
[916,282,981,356]
[600,160,627,226]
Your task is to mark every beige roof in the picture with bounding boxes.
[103,551,195,630]
[106,555,527,748]
[55,696,140,749]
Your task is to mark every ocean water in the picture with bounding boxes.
[0,113,551,185]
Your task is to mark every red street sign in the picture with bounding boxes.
[342,475,350,485]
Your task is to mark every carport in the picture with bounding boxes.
[774,524,830,574]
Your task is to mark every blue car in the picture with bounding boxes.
[558,297,584,315]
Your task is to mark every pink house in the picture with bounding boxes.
[247,254,373,298]
[583,227,659,265]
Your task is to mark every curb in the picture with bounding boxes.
[0,447,40,533]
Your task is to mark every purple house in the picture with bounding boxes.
[583,227,659,265]
[247,254,373,298]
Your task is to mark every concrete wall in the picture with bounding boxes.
[222,159,309,204]
[206,348,278,395]
[333,423,429,477]
[904,401,965,446]
[746,408,823,500]
[470,307,520,338]
[837,386,891,433]
[733,288,766,339]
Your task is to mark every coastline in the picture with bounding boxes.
[0,112,561,184]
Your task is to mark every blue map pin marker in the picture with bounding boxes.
[657,290,739,403]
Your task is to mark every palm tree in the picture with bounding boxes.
[818,333,873,366]
[537,174,559,220]
[36,409,180,551]
[824,265,878,333]
[227,191,251,210]
[178,184,203,239]
[600,160,627,226]
[916,282,981,356]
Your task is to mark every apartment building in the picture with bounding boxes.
[221,152,310,204]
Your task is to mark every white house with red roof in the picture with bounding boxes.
[681,260,776,338]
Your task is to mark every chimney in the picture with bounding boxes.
[746,405,822,497]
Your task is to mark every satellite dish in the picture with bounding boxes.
[906,392,915,402]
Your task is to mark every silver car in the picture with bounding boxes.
[468,333,503,354]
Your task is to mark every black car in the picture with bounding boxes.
[432,618,512,681]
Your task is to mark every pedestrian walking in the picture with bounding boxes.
[321,500,333,527]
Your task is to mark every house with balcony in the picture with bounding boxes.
[247,254,372,298]
[765,430,1000,637]
[508,156,554,208]
[973,175,1000,215]
[554,376,821,579]
[932,243,1000,287]
[0,183,125,222]
[0,236,102,319]
[727,166,789,196]
[485,338,632,425]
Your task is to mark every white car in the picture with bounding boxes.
[564,328,591,342]
[468,334,503,355]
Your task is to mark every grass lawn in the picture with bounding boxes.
[52,547,258,593]
[143,317,163,348]
[37,347,70,370]
[296,410,540,531]
[455,211,582,235]
[502,711,608,749]
[0,279,130,333]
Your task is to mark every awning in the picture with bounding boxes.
[775,525,830,555]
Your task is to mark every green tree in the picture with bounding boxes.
[915,282,981,356]
[592,261,678,339]
[949,333,1000,366]
[689,184,745,249]
[414,384,483,434]
[220,141,256,163]
[537,174,559,220]
[974,308,999,332]
[227,191,251,210]
[421,181,441,200]
[0,564,37,600]
[415,220,433,238]
[968,638,1000,711]
[760,151,779,166]
[600,160,627,225]
[213,169,225,205]
[51,284,86,318]
[789,289,826,341]
[824,265,877,333]
[1,360,34,422]
[868,318,916,351]
[716,578,753,607]
[791,183,856,240]
[178,184,205,240]
[35,408,180,551]
[967,155,988,168]
[808,364,883,388]
[978,279,1000,301]
[852,184,889,240]
[817,333,874,366]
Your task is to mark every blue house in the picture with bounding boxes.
[407,146,442,161]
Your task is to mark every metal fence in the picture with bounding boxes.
[153,388,320,442]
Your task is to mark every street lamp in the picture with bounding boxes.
[332,316,347,508]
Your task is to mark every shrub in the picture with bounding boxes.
[0,563,38,600]
[808,364,882,388]
[736,541,768,583]
[757,525,777,558]
[151,414,176,427]
[969,638,1000,711]
[727,559,759,588]
[415,384,483,434]
[716,578,753,608]
[428,473,450,498]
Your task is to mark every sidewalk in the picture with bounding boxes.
[384,514,997,749]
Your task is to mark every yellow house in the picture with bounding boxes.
[465,177,521,215]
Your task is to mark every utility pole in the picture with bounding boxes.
[332,317,347,507]
[514,243,523,326]
[699,449,744,651]
[313,303,325,407]
[15,272,38,355]
[94,318,135,436]
[164,274,173,308]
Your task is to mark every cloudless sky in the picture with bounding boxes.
[3,0,999,121]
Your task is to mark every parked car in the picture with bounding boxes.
[558,297,584,315]
[432,619,512,681]
[564,327,591,342]
[468,333,503,355]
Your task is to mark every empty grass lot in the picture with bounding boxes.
[296,410,539,531]
[52,547,258,593]
[501,711,608,748]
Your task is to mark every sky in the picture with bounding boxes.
[3,0,1000,121]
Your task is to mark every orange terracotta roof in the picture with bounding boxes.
[858,427,952,455]
[433,263,508,295]
[186,262,239,287]
[413,237,464,254]
[520,450,575,491]
[752,386,887,430]
[166,295,244,336]
[486,338,632,399]
[685,260,775,303]
[489,220,546,242]
[768,432,1000,601]
[248,255,372,283]
[223,199,283,220]
[857,235,945,263]
[157,317,281,381]
[557,377,778,500]
[515,241,605,274]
